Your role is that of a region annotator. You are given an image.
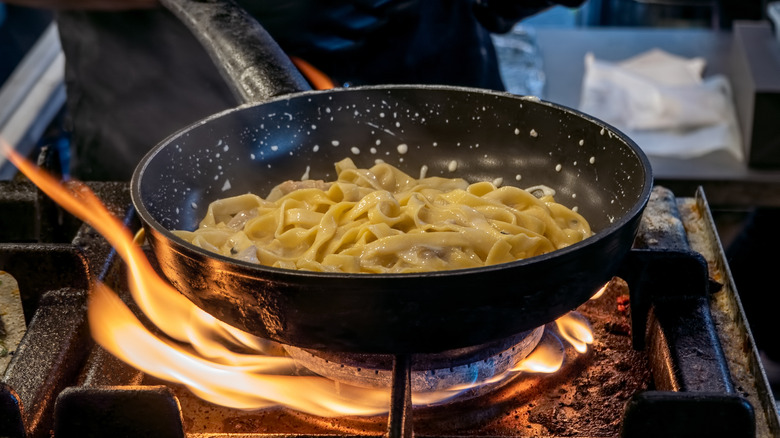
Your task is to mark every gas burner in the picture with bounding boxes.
[284,327,545,394]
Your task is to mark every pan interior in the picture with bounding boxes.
[134,85,651,267]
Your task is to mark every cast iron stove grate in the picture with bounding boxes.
[0,155,777,437]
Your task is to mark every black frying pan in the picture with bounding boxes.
[131,0,653,354]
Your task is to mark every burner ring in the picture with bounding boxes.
[284,327,545,393]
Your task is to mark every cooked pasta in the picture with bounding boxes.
[173,158,592,273]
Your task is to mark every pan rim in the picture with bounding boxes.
[130,84,653,280]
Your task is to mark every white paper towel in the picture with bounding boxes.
[579,49,743,161]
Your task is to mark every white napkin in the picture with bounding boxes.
[579,49,743,160]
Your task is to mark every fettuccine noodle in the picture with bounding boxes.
[173,158,591,273]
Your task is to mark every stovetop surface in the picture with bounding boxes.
[1,179,779,437]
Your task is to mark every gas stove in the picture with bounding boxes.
[0,156,778,437]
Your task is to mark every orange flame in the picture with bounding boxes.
[555,312,594,354]
[590,282,609,300]
[290,56,336,90]
[2,141,595,413]
[511,334,565,373]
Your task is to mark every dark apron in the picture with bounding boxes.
[56,1,507,181]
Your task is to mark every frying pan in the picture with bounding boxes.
[131,0,653,354]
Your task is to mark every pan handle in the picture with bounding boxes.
[159,0,312,104]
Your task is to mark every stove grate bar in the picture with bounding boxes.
[53,386,184,438]
[623,187,735,393]
[1,288,92,438]
[621,391,755,438]
[387,355,412,438]
[617,187,756,437]
[0,244,89,323]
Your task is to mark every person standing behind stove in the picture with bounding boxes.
[3,0,583,181]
